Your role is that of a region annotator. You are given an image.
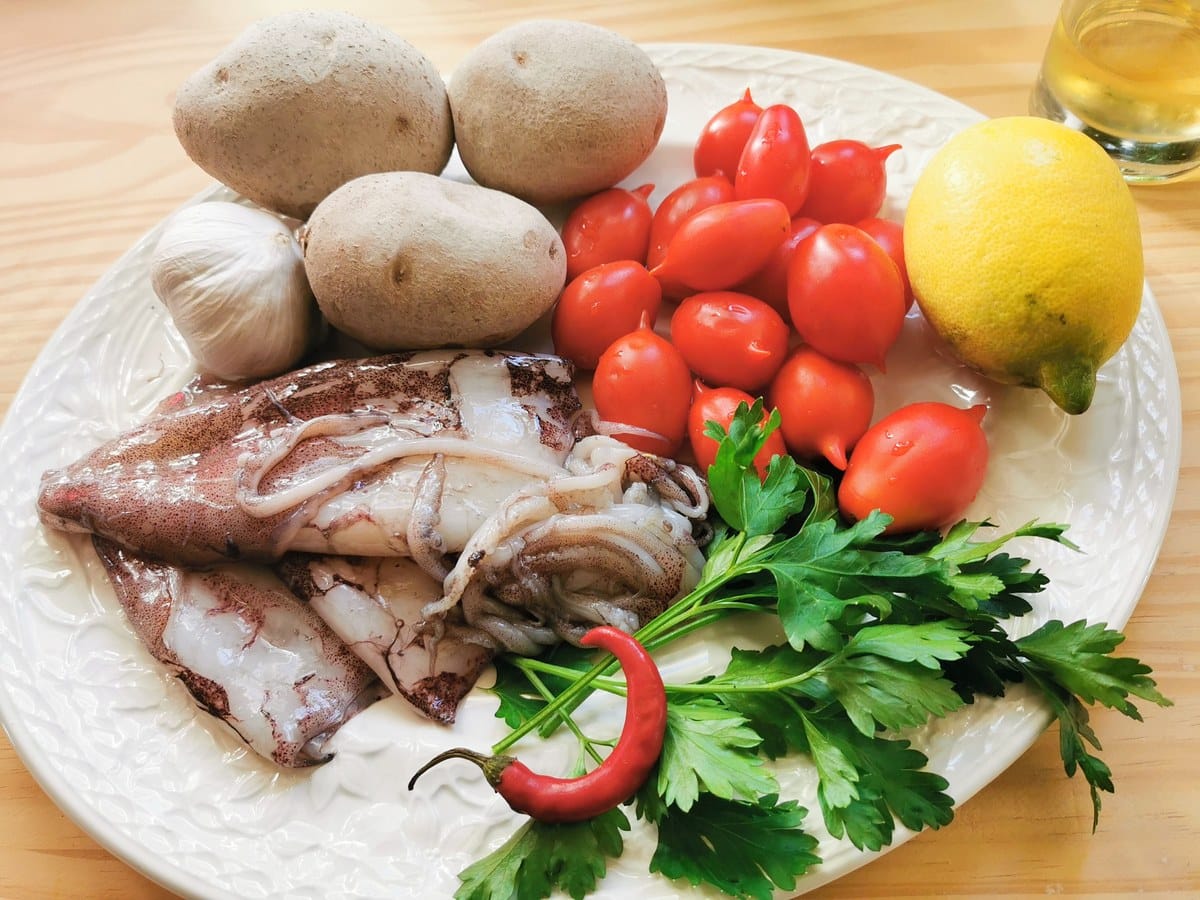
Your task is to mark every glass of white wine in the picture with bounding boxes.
[1030,0,1200,183]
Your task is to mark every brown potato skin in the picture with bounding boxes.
[173,11,453,220]
[448,20,668,205]
[302,172,566,350]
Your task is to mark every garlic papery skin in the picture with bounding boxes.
[150,201,319,381]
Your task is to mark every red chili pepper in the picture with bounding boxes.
[407,626,667,823]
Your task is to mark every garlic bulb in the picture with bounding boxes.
[150,201,319,381]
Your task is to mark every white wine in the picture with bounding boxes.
[1031,0,1200,181]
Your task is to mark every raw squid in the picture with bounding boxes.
[92,538,383,767]
[422,434,709,652]
[38,351,582,565]
[276,438,709,722]
[276,555,492,725]
[40,349,712,728]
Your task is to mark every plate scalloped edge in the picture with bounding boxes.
[0,42,1182,900]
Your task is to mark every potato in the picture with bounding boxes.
[302,172,566,350]
[448,20,667,205]
[173,11,453,219]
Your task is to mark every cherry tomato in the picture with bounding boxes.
[838,402,989,535]
[593,313,693,457]
[646,175,736,270]
[736,216,820,317]
[670,291,789,393]
[561,183,655,281]
[787,223,905,369]
[694,88,762,179]
[551,261,663,370]
[799,141,901,224]
[855,216,913,311]
[766,347,874,470]
[734,104,811,216]
[688,382,787,480]
[651,198,790,293]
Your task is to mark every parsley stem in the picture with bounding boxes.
[490,541,774,753]
[641,601,774,650]
[665,654,840,695]
[493,653,622,754]
[522,668,606,766]
[513,658,626,694]
[492,569,741,752]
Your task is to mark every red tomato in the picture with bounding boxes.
[688,382,787,480]
[799,141,901,224]
[551,261,663,370]
[787,223,905,369]
[736,216,820,317]
[646,175,736,270]
[561,184,655,281]
[670,291,789,393]
[838,402,989,534]
[694,88,763,179]
[856,216,913,311]
[651,199,790,293]
[593,314,693,457]
[734,104,811,216]
[766,347,874,470]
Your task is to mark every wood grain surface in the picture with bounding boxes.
[1,1,1197,897]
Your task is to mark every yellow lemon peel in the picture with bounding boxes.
[904,116,1143,414]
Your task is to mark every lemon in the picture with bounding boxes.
[904,116,1144,414]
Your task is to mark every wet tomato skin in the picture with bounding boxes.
[787,223,906,370]
[670,291,790,393]
[766,347,874,470]
[561,184,655,281]
[688,382,788,480]
[799,141,901,224]
[736,216,821,317]
[592,315,693,457]
[551,261,663,370]
[651,198,791,293]
[694,88,763,179]
[734,104,812,216]
[856,216,913,311]
[838,402,989,534]
[646,175,736,270]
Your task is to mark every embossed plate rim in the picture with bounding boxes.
[0,42,1181,899]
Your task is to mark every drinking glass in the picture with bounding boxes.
[1029,0,1200,183]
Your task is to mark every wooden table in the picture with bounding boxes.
[1,2,1196,897]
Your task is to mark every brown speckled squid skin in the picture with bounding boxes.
[92,537,384,767]
[37,350,581,566]
[42,349,711,733]
[276,553,493,725]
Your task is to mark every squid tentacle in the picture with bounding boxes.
[407,453,451,582]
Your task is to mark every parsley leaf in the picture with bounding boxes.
[710,645,822,758]
[800,712,861,810]
[820,653,966,735]
[767,514,948,651]
[489,659,547,729]
[650,794,819,900]
[806,711,954,850]
[468,403,1167,900]
[657,701,776,811]
[1025,670,1114,831]
[843,621,974,668]
[703,401,832,536]
[1013,619,1171,827]
[455,809,630,900]
[1017,619,1171,715]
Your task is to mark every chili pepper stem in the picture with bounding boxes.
[407,747,515,792]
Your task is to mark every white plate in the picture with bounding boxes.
[0,43,1180,899]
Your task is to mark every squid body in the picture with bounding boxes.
[38,350,710,762]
